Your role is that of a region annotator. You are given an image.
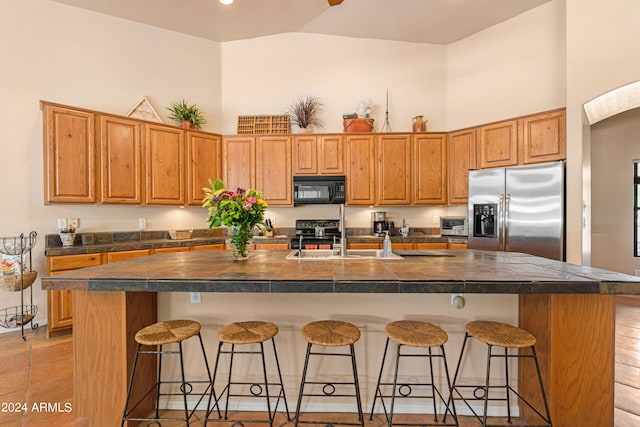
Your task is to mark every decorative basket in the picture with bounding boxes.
[59,233,76,247]
[169,230,193,240]
[0,271,37,292]
[343,118,374,133]
[0,305,37,329]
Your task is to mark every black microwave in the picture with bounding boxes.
[293,175,346,205]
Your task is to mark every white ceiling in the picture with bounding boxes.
[51,0,551,44]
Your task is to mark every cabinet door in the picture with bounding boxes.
[448,129,477,205]
[256,136,292,205]
[413,134,447,205]
[521,109,566,164]
[392,242,415,250]
[106,249,151,263]
[222,136,255,191]
[43,103,97,203]
[318,135,344,174]
[254,243,290,250]
[477,119,518,169]
[48,289,73,333]
[345,135,376,205]
[448,243,468,249]
[415,242,448,250]
[193,244,225,251]
[377,134,412,205]
[153,247,191,254]
[292,135,317,174]
[100,115,143,204]
[348,242,382,249]
[187,131,221,206]
[145,124,185,205]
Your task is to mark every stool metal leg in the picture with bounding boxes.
[532,346,553,426]
[205,341,224,425]
[294,342,312,427]
[369,337,391,421]
[387,343,402,427]
[178,341,190,426]
[427,346,437,423]
[482,344,492,427]
[258,341,274,425]
[440,345,458,426]
[121,343,142,427]
[349,343,365,426]
[271,337,291,421]
[156,344,163,421]
[504,346,512,423]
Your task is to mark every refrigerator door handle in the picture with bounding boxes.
[498,193,505,250]
[504,193,510,251]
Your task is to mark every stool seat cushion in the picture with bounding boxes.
[135,319,201,346]
[217,321,278,344]
[466,320,536,348]
[385,320,448,347]
[301,320,360,346]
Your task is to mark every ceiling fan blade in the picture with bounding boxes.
[327,0,344,6]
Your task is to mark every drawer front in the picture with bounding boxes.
[49,253,103,272]
[107,250,151,263]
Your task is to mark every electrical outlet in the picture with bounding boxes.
[57,218,67,229]
[68,218,79,228]
[433,215,440,224]
[138,218,146,230]
[190,292,201,304]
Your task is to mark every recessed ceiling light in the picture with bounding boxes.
[220,0,233,5]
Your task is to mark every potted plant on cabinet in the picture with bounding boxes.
[287,94,324,132]
[167,99,206,129]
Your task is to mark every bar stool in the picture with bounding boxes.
[370,320,458,427]
[294,320,364,427]
[205,320,290,427]
[121,319,213,427]
[449,321,552,427]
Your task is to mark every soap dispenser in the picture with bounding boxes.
[383,231,392,257]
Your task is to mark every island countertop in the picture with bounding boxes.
[40,249,640,294]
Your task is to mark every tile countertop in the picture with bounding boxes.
[41,249,640,295]
[44,228,465,256]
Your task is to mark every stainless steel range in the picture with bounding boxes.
[291,219,341,250]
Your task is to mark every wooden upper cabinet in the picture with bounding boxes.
[377,134,412,205]
[292,135,317,174]
[345,135,376,205]
[477,119,518,169]
[413,133,447,205]
[43,103,97,203]
[99,115,143,204]
[292,134,344,175]
[256,136,292,205]
[521,109,566,164]
[145,124,185,205]
[318,135,344,175]
[222,136,255,191]
[448,128,477,205]
[186,131,221,206]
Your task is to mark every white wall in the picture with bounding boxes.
[220,33,447,134]
[0,0,222,327]
[566,0,640,264]
[446,1,566,130]
[591,108,640,275]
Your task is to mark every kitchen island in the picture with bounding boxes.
[41,249,640,427]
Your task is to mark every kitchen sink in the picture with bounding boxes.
[285,249,403,260]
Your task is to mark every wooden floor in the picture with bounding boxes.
[615,297,640,426]
[4,301,640,427]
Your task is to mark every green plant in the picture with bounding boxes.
[287,94,324,129]
[202,178,268,259]
[167,99,206,129]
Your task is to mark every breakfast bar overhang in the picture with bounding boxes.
[41,249,640,427]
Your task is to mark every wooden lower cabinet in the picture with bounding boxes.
[106,249,151,263]
[47,253,104,336]
[415,242,448,250]
[348,242,382,249]
[391,243,415,250]
[447,243,468,249]
[254,243,290,250]
[193,244,225,251]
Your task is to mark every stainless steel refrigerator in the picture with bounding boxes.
[468,161,565,261]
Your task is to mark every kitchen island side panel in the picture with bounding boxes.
[73,290,157,427]
[519,294,615,427]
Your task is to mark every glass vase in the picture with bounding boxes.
[229,225,253,261]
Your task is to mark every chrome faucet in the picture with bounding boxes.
[299,235,303,255]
